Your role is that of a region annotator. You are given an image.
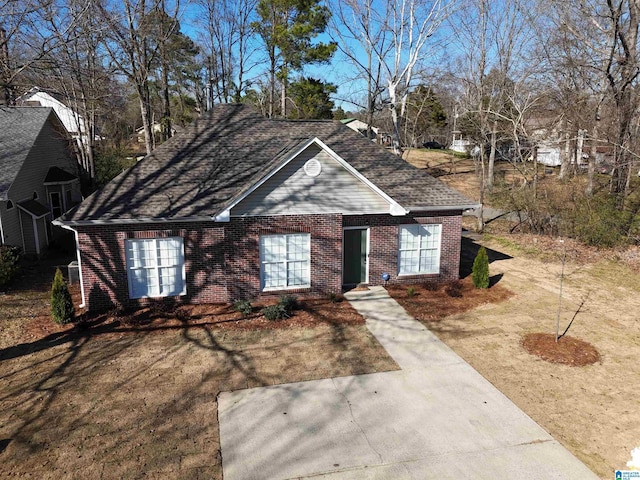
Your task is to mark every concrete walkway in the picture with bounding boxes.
[218,287,597,479]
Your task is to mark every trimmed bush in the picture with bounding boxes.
[234,300,253,316]
[445,280,464,298]
[0,245,21,288]
[51,268,74,325]
[472,246,490,289]
[261,304,289,321]
[278,295,298,313]
[407,286,416,297]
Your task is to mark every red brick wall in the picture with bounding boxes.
[225,214,343,301]
[76,222,227,311]
[343,211,462,286]
[76,211,461,311]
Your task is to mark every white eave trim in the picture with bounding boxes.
[216,137,408,220]
[53,215,215,227]
[407,203,481,212]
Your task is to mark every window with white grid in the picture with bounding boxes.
[125,237,186,298]
[398,224,442,275]
[260,233,310,290]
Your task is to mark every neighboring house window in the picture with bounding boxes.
[6,200,13,210]
[260,233,310,290]
[125,237,186,299]
[50,192,62,218]
[32,192,39,200]
[398,224,442,275]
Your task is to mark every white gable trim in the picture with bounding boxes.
[216,137,408,221]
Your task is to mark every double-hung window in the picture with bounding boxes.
[260,233,310,290]
[125,237,186,298]
[398,224,442,275]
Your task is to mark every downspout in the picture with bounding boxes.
[55,223,85,308]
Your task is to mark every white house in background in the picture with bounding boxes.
[449,131,471,153]
[340,118,379,139]
[16,87,87,140]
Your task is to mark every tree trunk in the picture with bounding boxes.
[477,148,486,233]
[0,28,15,106]
[575,129,585,175]
[532,145,538,201]
[559,129,570,180]
[389,82,403,155]
[138,81,153,155]
[586,125,597,196]
[487,120,497,192]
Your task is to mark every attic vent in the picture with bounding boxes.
[303,159,322,177]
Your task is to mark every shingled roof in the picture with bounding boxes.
[61,104,476,224]
[0,107,55,199]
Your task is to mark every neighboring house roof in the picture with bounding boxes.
[16,87,85,136]
[60,104,476,224]
[340,118,379,135]
[17,199,50,218]
[44,166,78,184]
[0,107,58,200]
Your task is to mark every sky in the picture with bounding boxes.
[176,0,457,112]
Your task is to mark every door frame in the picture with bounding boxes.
[342,226,370,285]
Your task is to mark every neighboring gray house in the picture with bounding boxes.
[0,107,82,256]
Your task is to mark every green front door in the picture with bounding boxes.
[343,228,368,285]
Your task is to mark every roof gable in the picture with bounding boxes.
[229,139,401,217]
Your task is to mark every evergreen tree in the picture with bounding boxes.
[472,246,490,289]
[288,77,336,119]
[253,0,336,117]
[51,268,74,325]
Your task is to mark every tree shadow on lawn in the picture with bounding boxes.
[0,294,396,478]
[460,235,512,280]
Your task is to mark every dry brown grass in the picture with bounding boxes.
[0,262,396,479]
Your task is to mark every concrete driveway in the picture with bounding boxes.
[218,287,597,479]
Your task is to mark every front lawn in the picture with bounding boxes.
[0,264,397,479]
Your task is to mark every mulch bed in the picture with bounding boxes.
[20,295,364,343]
[522,332,600,366]
[387,277,513,325]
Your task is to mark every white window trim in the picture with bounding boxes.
[398,224,442,276]
[260,233,311,291]
[125,237,187,299]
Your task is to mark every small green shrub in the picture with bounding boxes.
[234,300,253,316]
[0,245,21,288]
[51,268,74,325]
[261,304,289,321]
[445,280,464,298]
[407,286,416,297]
[472,246,490,289]
[278,295,298,313]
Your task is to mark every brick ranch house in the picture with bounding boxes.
[55,104,478,311]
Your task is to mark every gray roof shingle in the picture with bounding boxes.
[62,104,476,223]
[0,107,54,199]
